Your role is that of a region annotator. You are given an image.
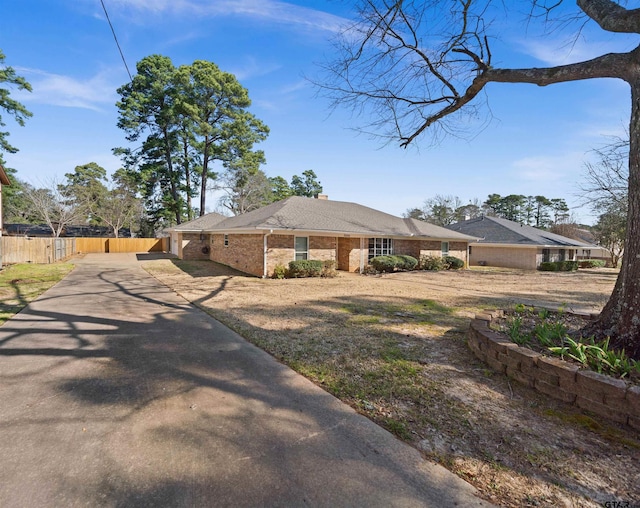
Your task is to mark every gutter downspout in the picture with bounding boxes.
[263,230,273,278]
[359,237,365,274]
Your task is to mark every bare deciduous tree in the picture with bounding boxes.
[319,0,640,357]
[23,180,85,237]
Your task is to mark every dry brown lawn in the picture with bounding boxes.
[142,260,639,507]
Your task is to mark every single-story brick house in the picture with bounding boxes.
[168,196,477,277]
[168,212,227,260]
[446,215,598,270]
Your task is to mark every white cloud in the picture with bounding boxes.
[280,80,308,94]
[511,152,584,182]
[110,0,349,33]
[514,35,637,66]
[13,68,118,111]
[229,57,282,81]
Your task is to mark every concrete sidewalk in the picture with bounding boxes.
[0,253,491,507]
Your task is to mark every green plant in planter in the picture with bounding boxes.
[549,335,640,379]
[533,321,568,347]
[538,308,550,320]
[506,316,529,345]
[549,337,589,365]
[513,303,532,314]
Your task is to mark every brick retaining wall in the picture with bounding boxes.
[468,314,640,430]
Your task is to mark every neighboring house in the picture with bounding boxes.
[446,215,597,270]
[167,212,227,260]
[571,228,612,264]
[167,196,477,277]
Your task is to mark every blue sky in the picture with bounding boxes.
[1,0,635,224]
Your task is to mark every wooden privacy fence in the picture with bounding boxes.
[104,238,168,253]
[75,237,167,254]
[1,237,76,264]
[1,237,168,264]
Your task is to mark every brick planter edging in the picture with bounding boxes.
[468,313,640,431]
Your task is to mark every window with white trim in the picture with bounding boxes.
[224,234,229,247]
[441,241,449,257]
[294,236,308,260]
[368,238,393,260]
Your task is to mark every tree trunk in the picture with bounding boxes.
[163,132,180,225]
[183,136,193,221]
[584,79,640,358]
[200,136,211,217]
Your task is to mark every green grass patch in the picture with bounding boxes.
[341,299,458,327]
[543,409,640,449]
[413,299,453,314]
[384,418,412,439]
[0,263,74,325]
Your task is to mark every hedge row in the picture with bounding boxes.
[538,260,579,272]
[420,255,464,271]
[578,259,606,268]
[369,254,465,273]
[273,260,337,279]
[370,255,418,272]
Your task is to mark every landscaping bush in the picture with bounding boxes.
[362,264,378,275]
[538,261,578,272]
[396,255,419,271]
[560,261,579,271]
[419,255,447,271]
[288,259,323,278]
[370,255,397,273]
[272,263,287,279]
[370,255,419,273]
[443,255,464,270]
[321,260,338,278]
[578,259,606,269]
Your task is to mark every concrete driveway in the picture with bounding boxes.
[0,253,491,507]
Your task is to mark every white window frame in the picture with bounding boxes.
[224,234,229,247]
[368,238,394,260]
[294,236,309,260]
[441,241,449,257]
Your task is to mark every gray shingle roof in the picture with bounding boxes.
[206,196,476,240]
[169,212,227,231]
[446,216,594,247]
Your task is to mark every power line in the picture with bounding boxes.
[100,0,133,82]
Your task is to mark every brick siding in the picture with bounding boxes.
[338,237,362,272]
[470,246,538,270]
[209,232,470,276]
[266,234,294,275]
[310,236,338,261]
[211,233,264,277]
[394,239,468,265]
[181,233,210,260]
[470,246,580,270]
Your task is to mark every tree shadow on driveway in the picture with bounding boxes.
[0,260,482,508]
